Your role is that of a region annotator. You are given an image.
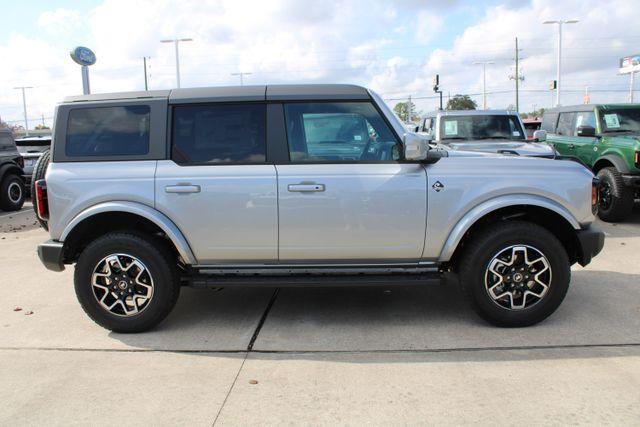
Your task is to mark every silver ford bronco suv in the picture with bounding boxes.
[35,84,604,333]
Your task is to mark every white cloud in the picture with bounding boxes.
[0,0,638,126]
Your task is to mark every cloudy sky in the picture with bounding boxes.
[0,0,638,127]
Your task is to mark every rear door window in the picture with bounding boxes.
[171,103,266,165]
[66,106,150,157]
[555,112,576,136]
[0,134,15,152]
[574,112,596,132]
[541,112,559,132]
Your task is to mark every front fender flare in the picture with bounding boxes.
[60,201,197,265]
[595,153,630,173]
[438,194,581,262]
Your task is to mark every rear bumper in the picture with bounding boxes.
[37,240,65,272]
[622,174,640,188]
[575,225,605,267]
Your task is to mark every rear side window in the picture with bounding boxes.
[66,106,150,157]
[541,112,558,132]
[556,112,576,136]
[0,134,15,151]
[172,104,266,165]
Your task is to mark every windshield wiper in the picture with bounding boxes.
[473,136,513,140]
[442,137,468,141]
[603,129,637,134]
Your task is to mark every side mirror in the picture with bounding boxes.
[403,132,429,161]
[576,125,596,137]
[533,129,547,142]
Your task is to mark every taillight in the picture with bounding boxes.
[591,178,599,215]
[35,179,49,221]
[16,156,24,169]
[635,151,639,168]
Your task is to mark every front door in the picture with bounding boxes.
[276,101,427,262]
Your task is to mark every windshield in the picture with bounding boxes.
[440,115,525,141]
[599,108,640,134]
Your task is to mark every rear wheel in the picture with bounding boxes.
[0,174,25,211]
[596,167,634,222]
[31,149,50,230]
[459,221,570,327]
[74,232,180,333]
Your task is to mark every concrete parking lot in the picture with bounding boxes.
[1,203,639,425]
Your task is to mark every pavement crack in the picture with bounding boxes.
[247,288,280,351]
[211,352,248,427]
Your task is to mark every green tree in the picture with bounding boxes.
[393,101,419,122]
[35,123,50,130]
[446,95,477,110]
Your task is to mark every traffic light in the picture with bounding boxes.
[433,74,440,92]
[549,80,557,90]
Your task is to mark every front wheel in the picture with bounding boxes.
[459,221,570,327]
[596,167,634,222]
[74,233,180,333]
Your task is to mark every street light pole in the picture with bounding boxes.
[160,38,193,88]
[543,19,578,106]
[473,61,494,110]
[231,72,253,86]
[13,86,33,136]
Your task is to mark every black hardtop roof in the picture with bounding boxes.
[63,84,370,104]
[544,103,640,114]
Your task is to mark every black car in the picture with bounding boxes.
[0,129,26,211]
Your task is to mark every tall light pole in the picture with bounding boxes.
[13,86,33,136]
[160,38,193,88]
[543,19,578,106]
[473,61,494,109]
[231,72,253,86]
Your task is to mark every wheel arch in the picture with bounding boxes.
[0,163,23,182]
[60,201,196,265]
[593,153,629,174]
[440,197,582,266]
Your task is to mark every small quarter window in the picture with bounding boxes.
[172,104,266,165]
[66,106,150,157]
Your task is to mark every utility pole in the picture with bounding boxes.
[13,86,32,136]
[543,19,578,106]
[515,38,519,112]
[473,61,494,109]
[160,38,193,88]
[407,94,412,122]
[630,71,635,103]
[143,57,149,90]
[231,72,253,86]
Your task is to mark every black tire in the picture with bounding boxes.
[0,174,25,211]
[596,167,634,222]
[74,232,180,333]
[31,149,50,230]
[459,221,570,327]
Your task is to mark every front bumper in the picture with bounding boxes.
[622,174,640,188]
[37,240,65,272]
[575,225,605,267]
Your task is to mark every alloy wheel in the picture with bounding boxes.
[7,181,22,204]
[484,245,552,310]
[91,253,154,317]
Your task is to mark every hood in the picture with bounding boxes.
[442,140,555,157]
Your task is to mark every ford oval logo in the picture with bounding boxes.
[70,46,96,66]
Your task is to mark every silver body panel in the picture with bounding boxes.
[154,161,278,264]
[276,164,427,261]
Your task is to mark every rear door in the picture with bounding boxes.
[571,111,599,166]
[549,111,576,157]
[275,101,427,263]
[155,103,278,265]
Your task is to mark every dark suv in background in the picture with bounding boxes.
[537,104,640,222]
[0,128,26,211]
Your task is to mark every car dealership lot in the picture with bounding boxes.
[1,204,639,425]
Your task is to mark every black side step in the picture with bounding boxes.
[188,272,443,288]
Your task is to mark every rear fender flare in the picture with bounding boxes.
[60,201,197,264]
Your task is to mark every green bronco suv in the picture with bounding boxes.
[538,104,640,222]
